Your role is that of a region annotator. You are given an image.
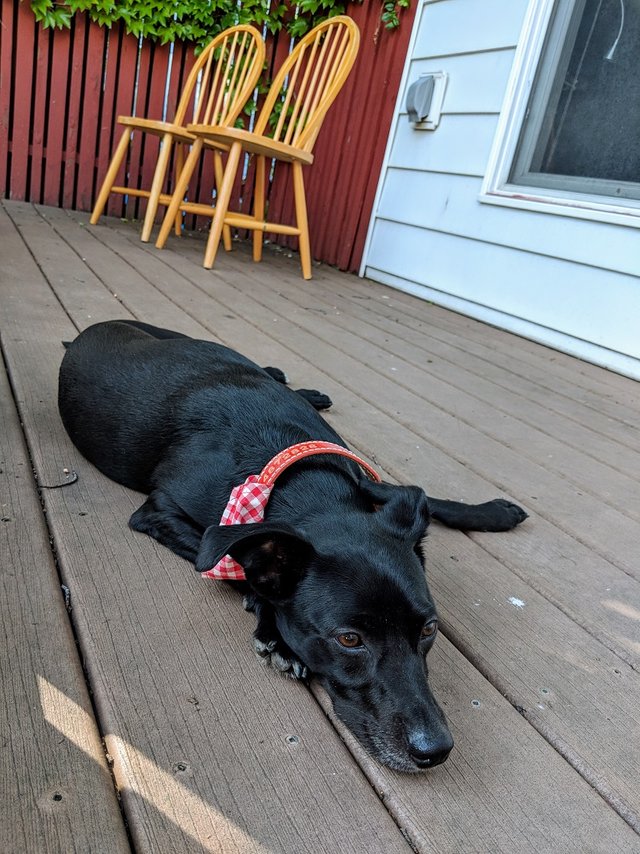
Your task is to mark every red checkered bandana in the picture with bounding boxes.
[201,441,381,581]
[201,476,273,580]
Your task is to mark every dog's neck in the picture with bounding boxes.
[202,442,381,580]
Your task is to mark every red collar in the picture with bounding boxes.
[201,441,381,580]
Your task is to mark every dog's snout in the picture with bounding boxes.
[406,729,454,768]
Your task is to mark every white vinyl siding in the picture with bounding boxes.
[363,0,640,380]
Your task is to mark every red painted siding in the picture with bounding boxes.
[0,0,415,271]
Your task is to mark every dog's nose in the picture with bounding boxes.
[406,730,454,768]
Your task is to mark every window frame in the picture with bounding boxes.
[480,0,640,227]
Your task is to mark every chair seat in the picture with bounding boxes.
[117,115,195,143]
[187,125,315,165]
[118,116,232,151]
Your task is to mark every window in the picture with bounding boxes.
[482,0,640,221]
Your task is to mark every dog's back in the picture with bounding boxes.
[58,320,340,494]
[60,321,263,488]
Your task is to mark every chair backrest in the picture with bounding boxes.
[255,16,360,153]
[174,25,265,128]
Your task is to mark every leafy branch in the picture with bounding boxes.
[27,0,411,45]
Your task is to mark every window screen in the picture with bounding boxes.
[510,0,640,201]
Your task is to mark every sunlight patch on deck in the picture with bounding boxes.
[38,676,269,853]
[602,599,640,623]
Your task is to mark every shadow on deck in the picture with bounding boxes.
[2,200,640,853]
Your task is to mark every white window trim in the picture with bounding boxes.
[480,0,640,229]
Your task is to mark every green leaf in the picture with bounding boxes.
[288,17,310,38]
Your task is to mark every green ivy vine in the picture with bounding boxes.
[27,0,411,45]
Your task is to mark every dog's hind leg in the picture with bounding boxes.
[129,490,204,562]
[428,497,528,532]
[263,366,288,384]
[115,320,191,340]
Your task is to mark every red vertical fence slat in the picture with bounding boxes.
[44,24,71,205]
[99,28,121,215]
[28,23,50,201]
[125,39,152,220]
[111,29,138,216]
[101,28,124,217]
[136,42,170,219]
[63,14,88,209]
[0,0,14,194]
[160,40,190,225]
[106,28,138,217]
[1,0,415,271]
[75,23,107,210]
[9,6,35,199]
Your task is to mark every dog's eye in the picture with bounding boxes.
[336,632,363,648]
[420,620,438,639]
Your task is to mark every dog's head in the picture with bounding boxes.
[196,480,453,772]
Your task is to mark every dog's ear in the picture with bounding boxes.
[360,480,431,540]
[196,522,314,600]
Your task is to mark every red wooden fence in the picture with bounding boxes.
[0,1,415,271]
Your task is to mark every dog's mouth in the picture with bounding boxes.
[327,702,454,773]
[363,728,453,773]
[409,751,452,771]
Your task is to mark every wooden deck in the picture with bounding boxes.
[1,198,639,853]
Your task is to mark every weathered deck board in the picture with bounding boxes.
[290,260,640,453]
[65,210,640,832]
[2,199,640,852]
[0,203,412,854]
[335,291,640,460]
[0,336,129,852]
[260,266,640,515]
[98,213,640,660]
[318,266,640,424]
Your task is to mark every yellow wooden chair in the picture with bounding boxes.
[155,15,360,279]
[90,25,265,243]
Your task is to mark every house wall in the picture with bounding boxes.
[362,0,640,380]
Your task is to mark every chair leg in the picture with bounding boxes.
[292,161,312,280]
[253,155,266,263]
[90,128,131,225]
[173,144,184,236]
[214,152,233,252]
[204,141,242,270]
[156,138,203,249]
[141,132,173,243]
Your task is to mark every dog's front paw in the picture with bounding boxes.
[253,634,309,681]
[294,388,333,410]
[242,592,258,612]
[481,499,528,531]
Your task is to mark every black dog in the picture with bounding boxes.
[58,320,527,772]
